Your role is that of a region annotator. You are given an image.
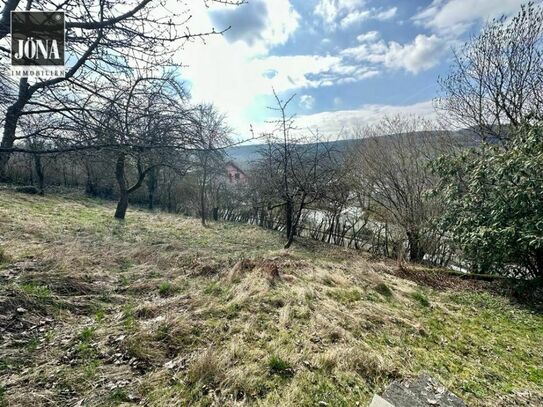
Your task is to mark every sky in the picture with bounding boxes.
[179,0,534,139]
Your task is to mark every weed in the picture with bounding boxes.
[411,291,430,307]
[25,337,39,351]
[268,355,292,377]
[122,304,137,330]
[79,327,95,342]
[117,259,132,272]
[0,246,9,264]
[108,388,129,402]
[158,281,174,297]
[375,283,393,298]
[20,283,52,300]
[187,349,226,385]
[203,282,224,296]
[94,309,105,323]
[76,327,97,361]
[83,360,101,379]
[328,288,362,303]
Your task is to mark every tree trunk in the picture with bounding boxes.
[534,248,543,279]
[284,198,293,247]
[146,166,157,210]
[212,207,219,221]
[27,156,33,185]
[0,105,22,180]
[407,228,425,262]
[33,153,44,195]
[114,153,128,220]
[200,158,208,226]
[0,79,29,180]
[85,162,95,196]
[285,195,305,249]
[285,228,295,249]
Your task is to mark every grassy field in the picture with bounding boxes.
[0,187,542,406]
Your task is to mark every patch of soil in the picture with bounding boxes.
[0,288,49,333]
[391,267,543,311]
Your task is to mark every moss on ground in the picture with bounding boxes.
[0,188,541,406]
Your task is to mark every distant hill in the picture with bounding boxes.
[225,129,481,170]
[224,144,265,167]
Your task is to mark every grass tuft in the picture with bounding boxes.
[268,355,292,377]
[187,348,226,386]
[158,281,174,297]
[0,189,541,407]
[411,290,431,307]
[0,246,9,265]
[375,282,393,298]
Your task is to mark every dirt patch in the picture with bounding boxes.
[0,287,50,333]
[189,259,221,276]
[391,267,543,310]
[20,272,100,296]
[391,267,497,292]
[226,258,257,282]
[226,257,302,286]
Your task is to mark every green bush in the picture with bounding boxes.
[432,125,543,279]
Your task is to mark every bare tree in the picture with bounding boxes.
[85,76,194,219]
[254,91,337,248]
[436,2,543,141]
[0,0,245,178]
[350,116,449,262]
[192,104,231,226]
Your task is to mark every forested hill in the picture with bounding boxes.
[225,129,481,168]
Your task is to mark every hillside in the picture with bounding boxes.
[0,188,542,406]
[225,129,481,168]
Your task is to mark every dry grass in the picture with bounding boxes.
[0,187,542,406]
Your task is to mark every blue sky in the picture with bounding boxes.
[181,0,533,138]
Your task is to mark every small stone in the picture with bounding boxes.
[164,360,176,369]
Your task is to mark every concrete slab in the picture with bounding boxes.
[371,373,467,407]
[369,394,395,407]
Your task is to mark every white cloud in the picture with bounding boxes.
[182,30,377,135]
[178,0,434,139]
[341,34,447,74]
[294,100,437,137]
[375,6,398,21]
[251,54,345,92]
[315,0,366,26]
[413,0,525,35]
[299,95,316,110]
[210,0,300,53]
[314,0,397,31]
[340,41,388,61]
[340,10,371,28]
[179,1,321,136]
[356,30,380,43]
[382,34,447,74]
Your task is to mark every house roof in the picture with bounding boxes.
[225,161,246,175]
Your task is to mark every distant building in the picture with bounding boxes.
[225,161,247,185]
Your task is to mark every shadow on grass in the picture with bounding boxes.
[390,266,543,313]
